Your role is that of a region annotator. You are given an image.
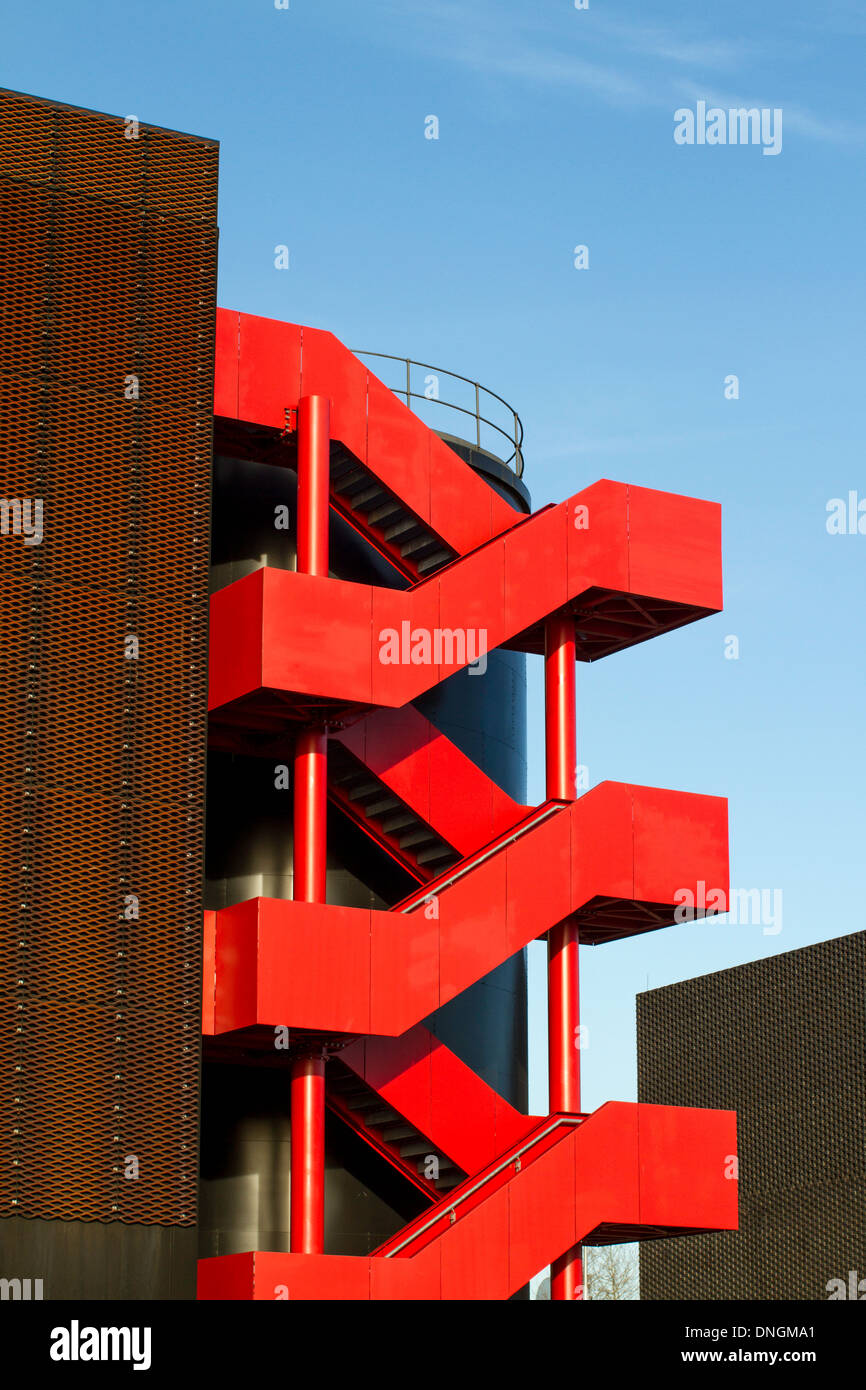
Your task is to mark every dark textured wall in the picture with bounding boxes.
[638,931,866,1300]
[0,90,216,1298]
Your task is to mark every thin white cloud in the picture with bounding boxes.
[368,0,864,144]
[443,43,645,106]
[371,0,652,107]
[590,16,756,71]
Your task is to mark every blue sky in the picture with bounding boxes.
[5,0,864,1113]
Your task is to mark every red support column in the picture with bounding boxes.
[297,394,330,579]
[290,1054,325,1253]
[549,918,582,1300]
[545,614,577,804]
[290,393,331,1255]
[545,613,583,1301]
[548,921,580,1114]
[293,729,328,903]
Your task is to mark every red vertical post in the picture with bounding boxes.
[292,729,328,903]
[290,393,330,1255]
[290,1055,325,1253]
[545,614,577,805]
[297,394,330,579]
[293,392,330,903]
[545,613,583,1301]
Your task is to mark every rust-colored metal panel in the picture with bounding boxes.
[0,89,217,1226]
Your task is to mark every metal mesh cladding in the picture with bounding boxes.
[0,90,217,1224]
[637,932,866,1300]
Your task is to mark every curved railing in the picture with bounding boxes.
[352,349,525,477]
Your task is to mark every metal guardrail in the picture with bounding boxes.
[352,350,524,477]
[381,1114,584,1257]
[396,804,562,914]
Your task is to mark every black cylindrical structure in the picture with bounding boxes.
[199,429,530,1258]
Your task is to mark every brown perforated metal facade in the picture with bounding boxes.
[0,89,217,1225]
[638,932,866,1300]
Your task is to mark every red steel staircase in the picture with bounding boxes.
[203,780,728,1039]
[200,311,737,1299]
[198,1101,737,1300]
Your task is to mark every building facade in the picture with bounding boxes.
[0,86,215,1299]
[638,931,866,1300]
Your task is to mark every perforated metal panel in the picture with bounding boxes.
[0,89,217,1225]
[637,932,866,1300]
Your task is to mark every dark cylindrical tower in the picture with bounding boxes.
[199,370,531,1260]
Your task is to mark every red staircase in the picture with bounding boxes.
[208,476,721,725]
[203,780,728,1039]
[198,1101,738,1300]
[200,310,737,1300]
[325,1058,464,1201]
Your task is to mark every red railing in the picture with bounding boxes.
[375,1114,585,1258]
